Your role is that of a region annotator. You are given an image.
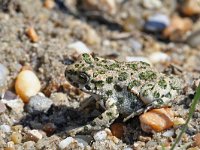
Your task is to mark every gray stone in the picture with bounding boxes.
[187,30,200,48]
[0,102,6,114]
[26,94,53,114]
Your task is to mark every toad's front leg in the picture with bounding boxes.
[68,98,119,136]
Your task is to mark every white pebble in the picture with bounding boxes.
[93,130,107,141]
[59,137,75,149]
[0,124,11,133]
[148,52,170,64]
[75,138,88,147]
[28,129,43,140]
[0,64,9,87]
[126,56,151,65]
[162,129,174,137]
[68,41,91,54]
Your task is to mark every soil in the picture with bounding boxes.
[0,0,200,150]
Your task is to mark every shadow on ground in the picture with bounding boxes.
[19,104,99,136]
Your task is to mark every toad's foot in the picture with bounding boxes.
[123,108,144,122]
[67,98,119,136]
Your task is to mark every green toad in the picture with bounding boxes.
[65,53,182,135]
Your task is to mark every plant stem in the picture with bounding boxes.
[170,84,200,150]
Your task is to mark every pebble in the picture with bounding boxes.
[0,64,9,94]
[42,123,56,135]
[193,133,200,147]
[12,125,23,132]
[59,137,76,149]
[173,117,185,127]
[2,99,24,114]
[43,0,55,9]
[148,52,170,64]
[0,124,11,133]
[10,132,22,144]
[3,91,17,100]
[15,70,41,103]
[23,141,36,150]
[26,27,39,43]
[181,0,200,16]
[6,141,15,150]
[0,102,7,114]
[26,94,53,114]
[36,135,60,149]
[130,39,142,52]
[162,129,174,137]
[26,129,43,142]
[93,130,108,141]
[75,138,89,147]
[0,64,8,74]
[110,123,124,139]
[193,79,200,90]
[75,135,93,145]
[50,92,70,106]
[142,0,162,9]
[126,56,151,65]
[144,14,169,32]
[139,108,174,132]
[68,41,91,54]
[84,0,117,15]
[187,30,200,48]
[163,15,192,40]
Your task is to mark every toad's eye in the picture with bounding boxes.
[78,73,89,84]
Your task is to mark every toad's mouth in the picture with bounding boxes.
[82,85,105,97]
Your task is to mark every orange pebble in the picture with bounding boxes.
[139,108,174,132]
[182,0,200,16]
[193,133,200,147]
[43,0,55,9]
[15,70,41,103]
[163,15,192,38]
[110,123,124,139]
[26,27,39,43]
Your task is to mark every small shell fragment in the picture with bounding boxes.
[139,108,174,132]
[15,70,41,103]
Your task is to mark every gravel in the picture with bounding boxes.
[0,0,200,149]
